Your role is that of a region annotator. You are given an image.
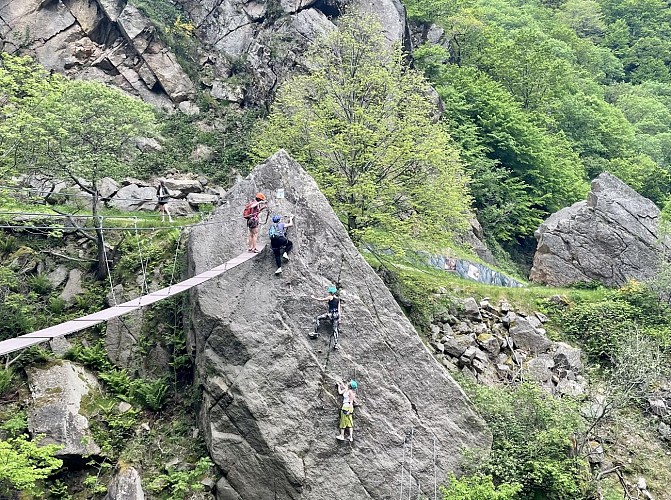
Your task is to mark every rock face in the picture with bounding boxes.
[186,150,490,500]
[530,173,671,287]
[0,0,192,107]
[26,361,101,457]
[2,0,410,108]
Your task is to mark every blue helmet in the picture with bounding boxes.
[272,215,281,223]
[350,380,358,390]
[327,285,337,294]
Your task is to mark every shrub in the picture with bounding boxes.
[442,474,521,500]
[132,378,169,411]
[27,274,52,295]
[66,341,111,371]
[0,369,13,396]
[148,457,213,499]
[0,435,63,496]
[464,382,588,499]
[561,299,636,359]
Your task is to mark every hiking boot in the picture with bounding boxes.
[275,267,282,275]
[336,435,345,441]
[333,342,339,350]
[308,332,319,339]
[348,436,353,442]
[282,252,289,261]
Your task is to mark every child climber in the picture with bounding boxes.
[310,285,341,349]
[268,214,293,275]
[336,379,358,442]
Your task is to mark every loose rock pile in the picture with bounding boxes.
[428,297,586,396]
[11,173,227,216]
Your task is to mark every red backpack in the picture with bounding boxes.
[243,201,257,219]
[243,201,260,228]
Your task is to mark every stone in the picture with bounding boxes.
[106,286,144,371]
[455,322,471,334]
[187,193,220,206]
[648,399,669,417]
[211,81,245,102]
[530,173,671,286]
[508,317,553,353]
[47,265,69,288]
[443,336,472,358]
[525,315,542,329]
[104,465,145,500]
[535,311,548,323]
[499,301,511,313]
[26,361,100,457]
[108,185,157,211]
[49,336,72,356]
[556,379,584,397]
[187,150,491,499]
[477,333,500,357]
[118,402,133,413]
[585,441,604,464]
[134,137,162,152]
[179,101,201,115]
[59,269,84,303]
[524,356,554,383]
[659,421,671,442]
[463,297,482,320]
[163,178,203,194]
[98,177,120,200]
[554,342,583,372]
[432,341,444,353]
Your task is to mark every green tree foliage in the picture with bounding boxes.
[465,382,588,499]
[441,474,521,499]
[254,12,471,246]
[0,53,157,278]
[0,435,62,496]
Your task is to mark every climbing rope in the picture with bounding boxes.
[168,230,183,288]
[408,427,414,500]
[399,435,407,500]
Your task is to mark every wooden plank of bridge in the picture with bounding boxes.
[0,247,265,357]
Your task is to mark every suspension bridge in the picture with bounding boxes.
[0,246,264,357]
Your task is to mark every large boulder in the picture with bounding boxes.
[530,173,671,286]
[26,361,101,457]
[186,150,491,500]
[104,465,145,500]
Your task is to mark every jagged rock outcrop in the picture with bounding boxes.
[186,150,491,500]
[530,173,671,287]
[2,0,409,108]
[0,0,192,107]
[26,361,101,457]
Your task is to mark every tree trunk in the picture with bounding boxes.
[92,189,107,280]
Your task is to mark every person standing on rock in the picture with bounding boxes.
[269,214,293,275]
[337,379,358,442]
[243,193,267,252]
[309,286,341,349]
[156,180,173,223]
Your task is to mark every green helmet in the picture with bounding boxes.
[327,285,337,294]
[350,380,358,390]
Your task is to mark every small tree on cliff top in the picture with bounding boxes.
[253,13,471,247]
[0,53,156,279]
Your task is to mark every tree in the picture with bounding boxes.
[442,474,521,499]
[254,12,471,246]
[0,435,62,496]
[0,55,157,279]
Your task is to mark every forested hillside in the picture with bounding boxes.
[405,0,671,263]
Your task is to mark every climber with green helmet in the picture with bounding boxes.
[336,379,358,442]
[309,285,341,349]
